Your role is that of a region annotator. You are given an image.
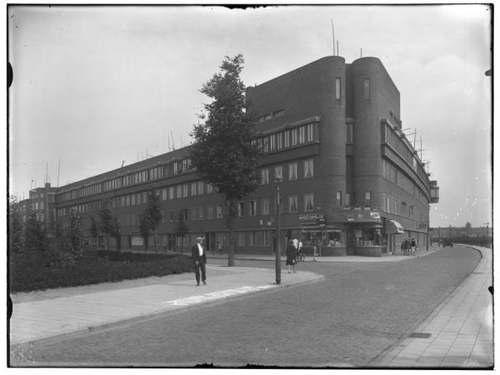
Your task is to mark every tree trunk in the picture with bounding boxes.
[226,200,237,267]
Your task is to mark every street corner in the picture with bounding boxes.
[279,269,325,287]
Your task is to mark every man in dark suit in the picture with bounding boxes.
[192,236,207,286]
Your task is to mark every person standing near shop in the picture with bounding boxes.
[410,238,417,256]
[192,236,207,286]
[286,239,297,273]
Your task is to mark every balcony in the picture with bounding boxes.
[430,180,439,203]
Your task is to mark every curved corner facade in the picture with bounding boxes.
[21,55,437,257]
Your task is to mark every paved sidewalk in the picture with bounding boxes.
[374,245,493,368]
[10,265,322,345]
[207,246,439,263]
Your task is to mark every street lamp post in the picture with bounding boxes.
[275,177,282,284]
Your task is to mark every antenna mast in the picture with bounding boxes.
[330,20,335,56]
[57,159,60,186]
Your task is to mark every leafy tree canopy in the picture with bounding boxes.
[190,54,260,203]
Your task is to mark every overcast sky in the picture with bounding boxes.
[8,5,491,228]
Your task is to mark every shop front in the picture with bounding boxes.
[343,208,387,256]
[298,212,347,256]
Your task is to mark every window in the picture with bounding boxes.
[216,205,223,218]
[288,195,298,213]
[289,162,298,181]
[304,193,314,212]
[298,126,306,144]
[336,191,342,205]
[261,168,270,185]
[335,77,341,100]
[238,232,245,247]
[365,191,371,201]
[238,202,244,217]
[131,194,136,206]
[284,130,290,148]
[249,201,257,216]
[191,182,197,196]
[126,195,130,207]
[197,181,204,195]
[291,128,298,146]
[346,123,353,144]
[274,166,283,181]
[207,206,214,219]
[162,188,167,201]
[248,232,256,246]
[263,137,269,153]
[306,123,315,142]
[263,231,270,246]
[269,134,276,152]
[304,159,314,178]
[206,183,213,194]
[262,199,270,215]
[363,79,370,100]
[276,133,283,150]
[182,184,189,198]
[345,193,351,207]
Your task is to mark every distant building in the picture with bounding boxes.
[17,56,439,256]
[430,225,492,240]
[16,183,57,237]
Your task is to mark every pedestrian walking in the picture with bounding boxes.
[192,236,207,286]
[297,240,304,262]
[286,239,297,273]
[410,238,417,256]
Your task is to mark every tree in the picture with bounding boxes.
[110,217,121,251]
[8,197,23,255]
[190,54,260,266]
[175,210,189,252]
[139,190,162,251]
[67,210,84,258]
[98,205,114,251]
[24,212,47,255]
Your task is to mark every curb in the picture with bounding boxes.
[10,272,324,349]
[368,244,488,367]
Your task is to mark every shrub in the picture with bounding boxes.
[9,251,193,293]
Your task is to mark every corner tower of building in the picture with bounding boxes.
[247,56,347,220]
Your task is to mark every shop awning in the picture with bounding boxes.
[387,220,405,234]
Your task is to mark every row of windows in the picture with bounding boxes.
[384,124,428,183]
[382,192,422,220]
[58,122,320,204]
[382,159,428,205]
[59,157,195,202]
[237,231,272,247]
[252,122,318,154]
[256,109,285,123]
[260,158,314,184]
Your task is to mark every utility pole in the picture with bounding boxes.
[274,177,283,284]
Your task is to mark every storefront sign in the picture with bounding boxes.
[299,213,326,228]
[131,236,144,246]
[299,213,325,222]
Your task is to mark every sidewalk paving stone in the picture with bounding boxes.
[373,245,493,368]
[10,264,322,346]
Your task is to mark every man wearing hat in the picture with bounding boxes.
[191,236,207,286]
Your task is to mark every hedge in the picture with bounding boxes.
[9,251,193,293]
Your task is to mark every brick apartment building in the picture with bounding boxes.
[15,56,439,256]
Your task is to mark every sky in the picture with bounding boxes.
[8,4,492,228]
